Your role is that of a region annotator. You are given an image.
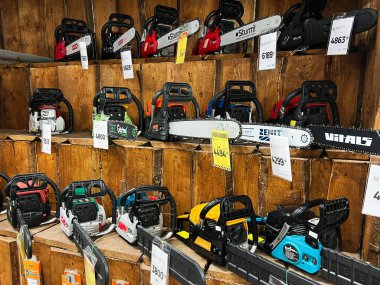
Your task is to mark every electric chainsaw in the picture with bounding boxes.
[0,172,10,212]
[195,0,282,55]
[93,87,144,140]
[54,18,96,61]
[145,82,241,141]
[208,80,313,148]
[116,185,176,244]
[101,13,141,59]
[278,0,378,51]
[60,179,117,238]
[141,5,200,58]
[29,88,74,134]
[176,195,258,269]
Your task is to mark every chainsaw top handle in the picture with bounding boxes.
[3,173,61,219]
[199,195,258,247]
[61,179,117,224]
[55,18,90,41]
[206,0,244,30]
[212,80,263,122]
[29,88,74,133]
[108,13,135,27]
[118,185,177,238]
[279,80,340,125]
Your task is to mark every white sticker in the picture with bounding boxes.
[79,41,89,70]
[121,49,134,79]
[258,32,277,71]
[362,164,380,218]
[93,120,109,150]
[269,135,292,181]
[150,244,169,285]
[27,279,38,285]
[41,122,51,154]
[327,17,355,55]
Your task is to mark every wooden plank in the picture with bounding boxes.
[65,0,89,23]
[0,67,29,129]
[232,153,260,213]
[0,0,21,52]
[98,63,142,125]
[362,216,380,266]
[259,157,309,214]
[192,151,227,206]
[123,146,162,189]
[162,148,192,215]
[150,140,200,150]
[57,144,101,190]
[327,160,369,253]
[33,224,78,252]
[29,66,59,90]
[57,65,96,131]
[0,141,36,178]
[44,0,65,58]
[0,236,20,285]
[0,219,55,238]
[259,146,323,158]
[325,149,370,160]
[309,158,332,201]
[117,0,141,38]
[32,242,52,285]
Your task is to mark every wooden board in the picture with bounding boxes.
[0,236,20,285]
[29,66,59,90]
[0,0,21,52]
[309,158,332,201]
[362,216,380,267]
[44,0,65,58]
[33,224,78,252]
[0,219,55,238]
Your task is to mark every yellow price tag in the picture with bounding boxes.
[211,130,231,171]
[175,31,188,64]
[84,254,96,285]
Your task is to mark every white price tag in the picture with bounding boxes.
[258,32,277,71]
[93,120,109,150]
[41,122,51,154]
[121,49,134,79]
[79,41,89,70]
[327,17,354,55]
[27,278,38,285]
[150,244,169,285]
[269,135,292,181]
[362,164,380,217]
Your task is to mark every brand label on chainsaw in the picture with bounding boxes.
[362,164,380,218]
[93,120,109,149]
[150,244,169,285]
[79,41,89,70]
[212,130,231,171]
[325,133,372,146]
[41,122,51,154]
[113,28,136,52]
[270,135,292,181]
[327,16,354,55]
[121,49,134,79]
[258,32,277,70]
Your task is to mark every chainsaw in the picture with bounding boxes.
[116,185,176,244]
[195,0,282,55]
[54,18,96,61]
[208,81,313,148]
[29,88,74,134]
[141,5,200,58]
[0,172,10,212]
[278,0,378,51]
[60,180,117,238]
[101,13,141,59]
[145,82,241,141]
[93,87,143,140]
[176,195,258,269]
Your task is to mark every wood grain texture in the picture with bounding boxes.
[0,236,20,285]
[32,242,52,285]
[65,0,90,23]
[29,66,59,90]
[0,0,21,52]
[44,0,65,58]
[33,224,79,252]
[117,0,141,36]
[309,158,332,201]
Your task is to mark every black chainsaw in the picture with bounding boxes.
[278,0,378,51]
[0,172,10,212]
[101,13,141,59]
[55,18,96,61]
[93,87,144,140]
[29,88,74,134]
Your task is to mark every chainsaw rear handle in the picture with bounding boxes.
[3,173,61,219]
[154,5,179,26]
[109,13,135,27]
[212,81,263,122]
[119,185,177,238]
[17,208,33,260]
[54,18,90,43]
[61,179,117,224]
[93,87,144,131]
[205,0,244,30]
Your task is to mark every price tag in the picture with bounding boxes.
[362,164,380,217]
[25,257,42,285]
[269,135,292,181]
[175,31,188,64]
[121,49,134,79]
[84,254,96,285]
[79,41,89,70]
[41,122,51,154]
[150,244,169,285]
[327,16,354,55]
[258,32,277,71]
[93,120,109,150]
[211,130,231,171]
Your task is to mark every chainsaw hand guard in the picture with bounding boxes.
[60,180,117,238]
[29,88,74,134]
[54,18,96,61]
[210,80,263,123]
[0,172,10,211]
[116,185,176,244]
[101,13,141,59]
[3,173,60,229]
